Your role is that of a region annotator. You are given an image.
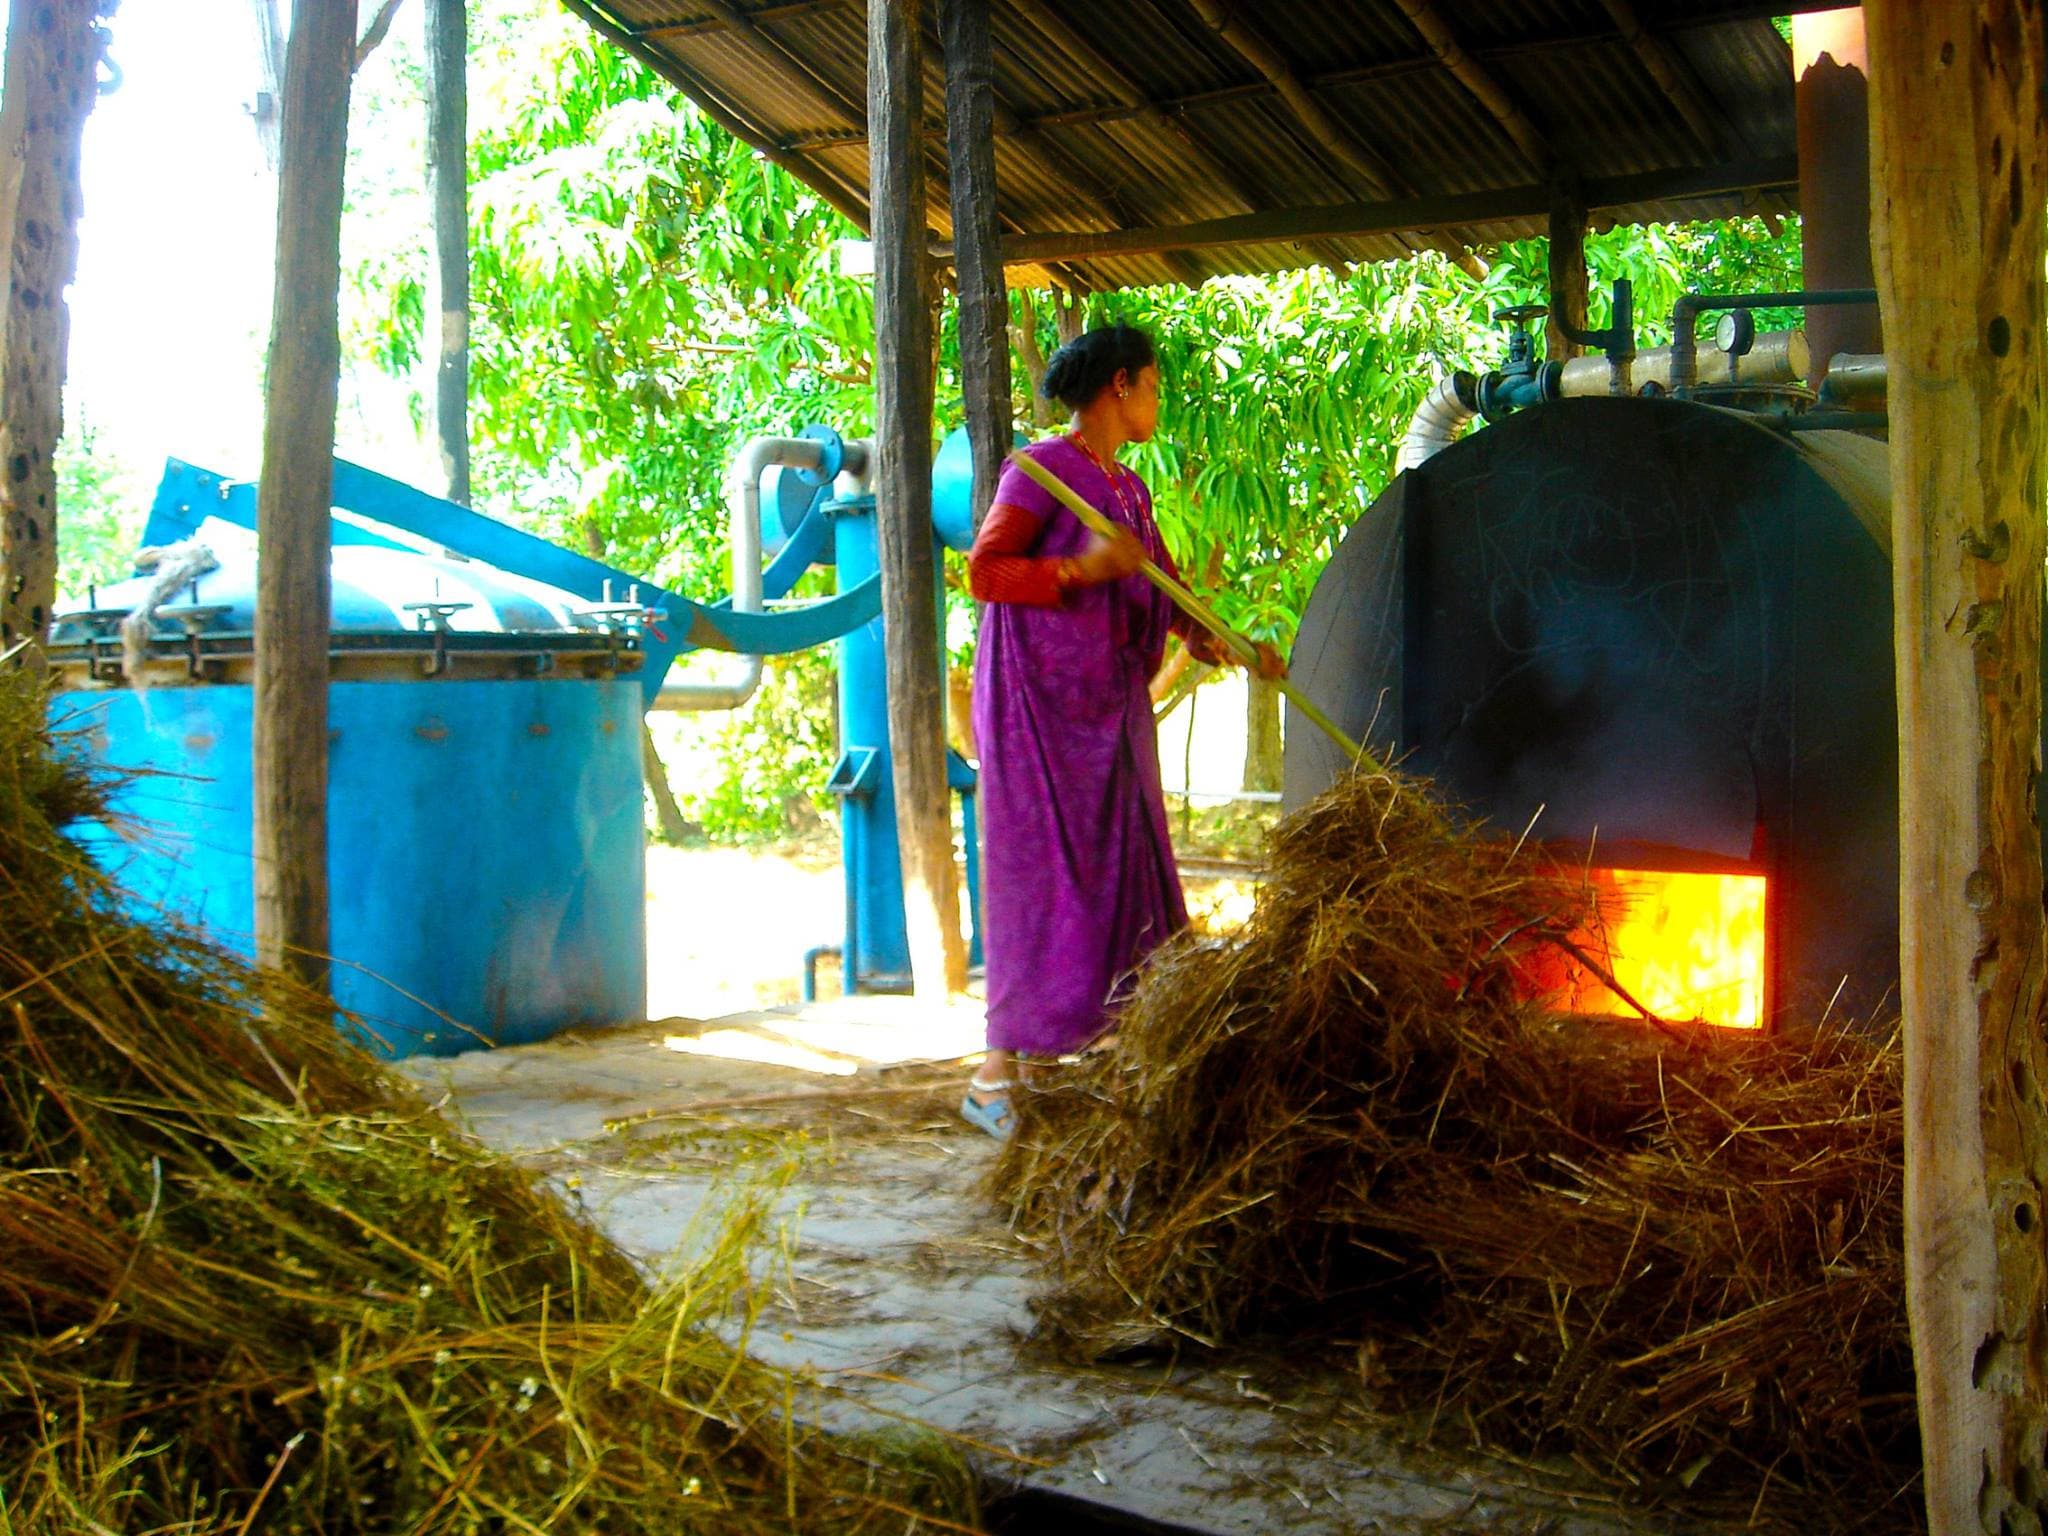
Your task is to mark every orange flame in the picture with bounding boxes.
[1557,868,1768,1030]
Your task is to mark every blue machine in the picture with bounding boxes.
[48,426,991,1053]
[817,426,997,992]
[50,534,649,1058]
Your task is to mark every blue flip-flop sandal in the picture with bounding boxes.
[960,1081,1015,1141]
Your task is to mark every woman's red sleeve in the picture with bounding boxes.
[968,501,1065,605]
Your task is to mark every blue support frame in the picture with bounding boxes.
[141,456,882,708]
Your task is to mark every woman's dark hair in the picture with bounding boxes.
[1040,322,1156,410]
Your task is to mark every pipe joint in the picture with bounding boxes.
[1396,370,1480,472]
[652,432,873,713]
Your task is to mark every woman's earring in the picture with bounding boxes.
[1118,387,1130,399]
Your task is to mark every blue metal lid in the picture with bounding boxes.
[51,519,618,644]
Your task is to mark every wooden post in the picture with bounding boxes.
[0,0,100,670]
[1867,4,2048,1530]
[254,0,356,991]
[1546,181,1587,363]
[939,0,1010,531]
[870,0,967,997]
[425,0,469,505]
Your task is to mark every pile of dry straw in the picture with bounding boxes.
[1,680,973,1534]
[994,766,1916,1525]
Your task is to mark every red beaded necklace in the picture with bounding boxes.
[1066,431,1142,526]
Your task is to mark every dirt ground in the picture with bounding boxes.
[644,841,843,1019]
[385,843,1737,1535]
[643,840,1258,1023]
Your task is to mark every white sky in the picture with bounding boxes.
[71,0,279,480]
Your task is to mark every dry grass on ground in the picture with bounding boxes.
[1,682,975,1536]
[993,766,1915,1532]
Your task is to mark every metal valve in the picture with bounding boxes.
[1492,303,1551,369]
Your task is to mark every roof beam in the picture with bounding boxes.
[1179,0,1484,271]
[1387,0,1550,174]
[683,0,868,129]
[910,23,1207,287]
[1594,0,1739,160]
[1180,0,1406,198]
[636,0,841,39]
[636,0,1869,44]
[562,0,874,230]
[780,10,1785,158]
[1001,0,1352,275]
[780,7,1800,151]
[938,156,1799,267]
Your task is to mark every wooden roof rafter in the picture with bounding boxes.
[906,15,1209,288]
[1387,0,1550,176]
[998,0,1359,279]
[1594,0,1742,161]
[573,0,1813,290]
[776,15,1755,155]
[1180,0,1483,271]
[946,156,1799,266]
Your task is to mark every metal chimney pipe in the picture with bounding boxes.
[1793,9,1882,390]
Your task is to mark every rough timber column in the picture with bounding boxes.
[0,0,101,670]
[939,0,1011,533]
[425,0,469,505]
[1545,182,1587,363]
[254,0,356,990]
[870,0,967,997]
[1866,3,2048,1530]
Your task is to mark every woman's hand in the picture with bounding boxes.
[1249,641,1288,681]
[1069,526,1147,586]
[1186,630,1288,679]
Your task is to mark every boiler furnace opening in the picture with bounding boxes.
[1546,868,1769,1030]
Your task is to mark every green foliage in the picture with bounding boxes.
[680,646,838,844]
[462,2,869,599]
[53,415,146,598]
[343,0,1810,840]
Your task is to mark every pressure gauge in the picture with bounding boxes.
[1714,310,1757,357]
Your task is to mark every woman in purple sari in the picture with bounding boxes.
[960,324,1281,1139]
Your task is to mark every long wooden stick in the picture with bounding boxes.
[1004,449,1373,767]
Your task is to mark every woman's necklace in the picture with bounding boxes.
[1066,431,1141,524]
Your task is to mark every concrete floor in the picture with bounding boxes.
[403,1005,1713,1535]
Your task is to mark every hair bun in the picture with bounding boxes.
[1041,322,1157,411]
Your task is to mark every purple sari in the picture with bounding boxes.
[972,435,1188,1056]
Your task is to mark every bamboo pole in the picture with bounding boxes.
[1003,450,1370,767]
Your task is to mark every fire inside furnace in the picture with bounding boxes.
[1548,868,1768,1030]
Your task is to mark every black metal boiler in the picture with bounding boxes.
[1283,394,2040,1028]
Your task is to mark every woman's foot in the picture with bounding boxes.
[961,1075,1015,1141]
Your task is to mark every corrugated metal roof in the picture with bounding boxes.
[571,0,1809,290]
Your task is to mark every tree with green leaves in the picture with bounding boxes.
[343,0,1804,824]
